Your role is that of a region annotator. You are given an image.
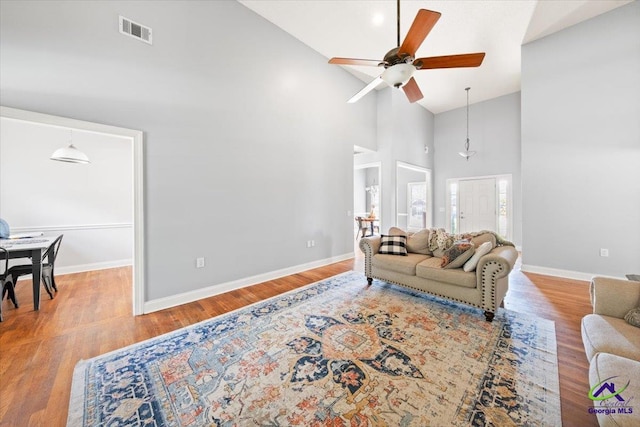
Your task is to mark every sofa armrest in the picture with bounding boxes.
[359,236,381,256]
[359,236,381,278]
[590,276,640,319]
[476,245,518,314]
[477,246,518,279]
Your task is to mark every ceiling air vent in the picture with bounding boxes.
[119,16,152,45]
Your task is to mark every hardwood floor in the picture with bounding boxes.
[0,253,597,426]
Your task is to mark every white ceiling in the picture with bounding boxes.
[239,0,632,113]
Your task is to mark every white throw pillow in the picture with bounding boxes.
[463,241,493,272]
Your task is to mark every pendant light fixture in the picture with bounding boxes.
[459,87,476,161]
[50,130,90,164]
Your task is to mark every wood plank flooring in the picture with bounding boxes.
[0,253,597,426]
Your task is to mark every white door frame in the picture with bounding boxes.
[445,174,512,240]
[0,106,145,315]
[396,161,432,230]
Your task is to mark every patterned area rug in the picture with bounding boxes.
[68,271,561,426]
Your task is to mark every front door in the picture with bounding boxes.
[458,178,496,233]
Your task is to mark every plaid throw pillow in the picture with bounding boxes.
[379,235,408,256]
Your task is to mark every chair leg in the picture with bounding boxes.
[2,281,19,308]
[2,282,18,308]
[42,274,54,299]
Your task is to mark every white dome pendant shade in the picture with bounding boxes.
[50,131,90,164]
[459,87,476,161]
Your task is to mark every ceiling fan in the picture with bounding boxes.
[329,0,486,104]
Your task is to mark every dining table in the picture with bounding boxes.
[357,216,379,238]
[0,234,61,311]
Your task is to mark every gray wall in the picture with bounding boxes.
[434,92,522,246]
[355,88,434,233]
[521,1,640,277]
[0,0,378,300]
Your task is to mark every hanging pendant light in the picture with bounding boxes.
[51,130,90,164]
[459,87,476,161]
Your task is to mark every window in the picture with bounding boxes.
[450,182,458,235]
[498,179,509,238]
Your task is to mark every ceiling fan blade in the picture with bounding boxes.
[414,53,486,69]
[399,9,441,57]
[402,77,423,103]
[329,57,384,67]
[348,76,383,103]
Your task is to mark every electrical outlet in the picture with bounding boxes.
[196,257,205,268]
[599,248,609,257]
[311,240,315,247]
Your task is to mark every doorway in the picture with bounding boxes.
[396,162,432,231]
[446,174,512,240]
[459,178,496,232]
[353,162,381,238]
[0,106,145,315]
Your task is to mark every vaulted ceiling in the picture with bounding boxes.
[240,0,632,113]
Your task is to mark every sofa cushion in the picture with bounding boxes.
[624,307,640,328]
[378,235,407,256]
[441,241,475,269]
[416,259,477,288]
[589,352,640,427]
[388,227,431,255]
[581,314,640,362]
[372,253,430,276]
[407,229,431,255]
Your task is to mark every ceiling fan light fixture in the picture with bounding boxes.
[381,63,415,88]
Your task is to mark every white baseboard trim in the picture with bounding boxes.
[16,259,133,281]
[520,264,626,282]
[143,252,355,314]
[56,259,133,276]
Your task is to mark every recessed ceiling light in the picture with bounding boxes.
[372,12,384,26]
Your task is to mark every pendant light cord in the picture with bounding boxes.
[465,87,470,152]
[397,0,401,47]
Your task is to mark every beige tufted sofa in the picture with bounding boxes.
[359,232,518,322]
[581,276,640,427]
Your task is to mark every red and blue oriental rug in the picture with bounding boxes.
[67,271,561,426]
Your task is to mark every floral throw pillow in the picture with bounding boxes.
[441,241,475,269]
[624,307,640,328]
[378,235,408,256]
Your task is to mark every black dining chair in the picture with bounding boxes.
[1,247,17,322]
[8,234,63,303]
